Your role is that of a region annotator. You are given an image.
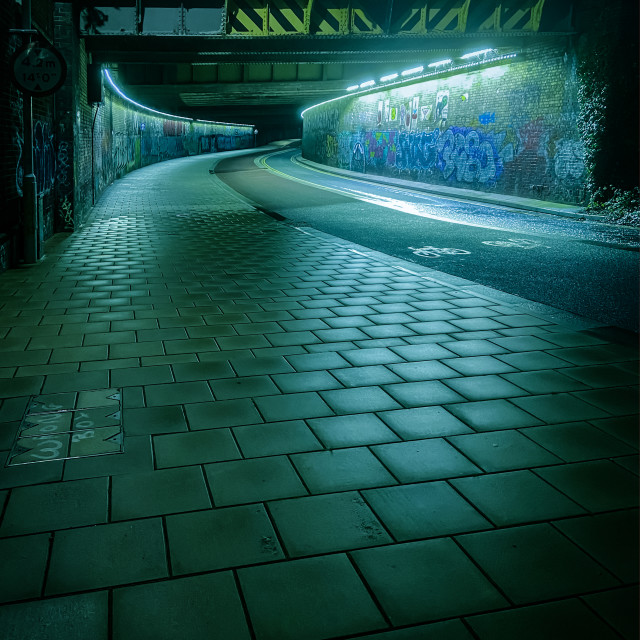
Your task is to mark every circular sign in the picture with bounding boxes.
[10,41,67,96]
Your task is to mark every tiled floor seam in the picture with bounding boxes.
[449,533,516,607]
[231,568,259,640]
[577,587,638,637]
[344,551,394,631]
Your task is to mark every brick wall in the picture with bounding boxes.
[54,1,83,230]
[89,79,255,206]
[55,0,255,231]
[0,0,57,271]
[302,42,586,205]
[0,1,21,270]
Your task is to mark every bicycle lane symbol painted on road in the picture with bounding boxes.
[409,246,472,258]
[482,238,550,249]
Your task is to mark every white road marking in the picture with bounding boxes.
[409,246,471,258]
[482,238,550,249]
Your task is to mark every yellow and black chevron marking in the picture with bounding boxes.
[268,0,311,35]
[397,7,428,35]
[227,0,269,35]
[309,0,349,34]
[502,0,546,31]
[426,0,471,32]
[351,8,383,34]
[476,4,501,31]
[227,0,546,36]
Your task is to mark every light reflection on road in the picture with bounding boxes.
[262,149,639,250]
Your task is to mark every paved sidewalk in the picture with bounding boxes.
[0,152,637,640]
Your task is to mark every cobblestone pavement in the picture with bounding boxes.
[0,153,637,640]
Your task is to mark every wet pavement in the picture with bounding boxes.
[0,151,637,639]
[216,149,640,331]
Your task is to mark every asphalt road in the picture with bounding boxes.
[214,147,639,332]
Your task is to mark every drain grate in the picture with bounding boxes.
[7,388,124,466]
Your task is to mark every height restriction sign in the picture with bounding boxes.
[10,41,67,96]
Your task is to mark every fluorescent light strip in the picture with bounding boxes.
[359,80,375,88]
[460,49,494,59]
[401,66,424,76]
[301,53,517,118]
[380,73,399,82]
[428,59,452,68]
[103,69,252,128]
[346,84,360,91]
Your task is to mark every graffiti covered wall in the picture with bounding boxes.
[90,77,255,208]
[302,45,586,204]
[53,10,256,235]
[1,28,57,268]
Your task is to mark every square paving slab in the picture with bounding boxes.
[46,518,167,595]
[362,481,491,540]
[165,504,284,574]
[352,538,508,625]
[113,572,251,640]
[238,554,387,640]
[456,523,619,604]
[268,491,391,556]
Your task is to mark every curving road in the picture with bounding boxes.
[213,147,639,332]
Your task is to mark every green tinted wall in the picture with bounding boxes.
[302,44,585,205]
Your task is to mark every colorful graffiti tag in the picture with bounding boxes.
[15,121,57,198]
[340,126,514,186]
[309,108,586,201]
[33,122,56,197]
[436,126,505,184]
[91,94,254,202]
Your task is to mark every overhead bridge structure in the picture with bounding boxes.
[81,0,575,131]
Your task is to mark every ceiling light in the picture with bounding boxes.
[428,59,452,68]
[460,49,494,59]
[359,80,375,88]
[102,69,250,128]
[346,84,359,91]
[380,73,398,82]
[401,66,423,76]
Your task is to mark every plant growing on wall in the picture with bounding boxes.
[576,0,639,219]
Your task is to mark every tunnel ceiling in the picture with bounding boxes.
[80,0,575,128]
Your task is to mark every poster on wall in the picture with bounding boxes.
[421,105,433,121]
[435,90,449,123]
[377,101,383,125]
[390,105,398,121]
[400,104,407,126]
[384,100,390,122]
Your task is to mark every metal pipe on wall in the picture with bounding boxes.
[91,103,100,205]
[22,0,39,264]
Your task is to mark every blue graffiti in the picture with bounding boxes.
[334,126,508,185]
[34,122,56,196]
[478,112,496,125]
[351,142,366,172]
[396,129,440,173]
[436,126,503,184]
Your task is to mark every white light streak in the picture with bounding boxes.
[102,69,251,128]
[401,66,424,76]
[460,49,494,59]
[300,54,517,118]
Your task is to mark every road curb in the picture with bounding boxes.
[293,155,608,222]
